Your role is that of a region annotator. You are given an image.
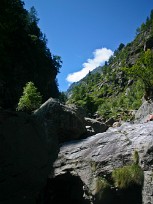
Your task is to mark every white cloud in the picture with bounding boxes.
[66,47,113,83]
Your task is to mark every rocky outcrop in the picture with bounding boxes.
[144,37,153,51]
[85,117,108,136]
[142,171,153,204]
[135,100,153,123]
[34,98,87,143]
[50,121,153,204]
[0,110,58,204]
[34,99,111,142]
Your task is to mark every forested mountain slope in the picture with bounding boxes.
[67,10,153,121]
[0,0,61,109]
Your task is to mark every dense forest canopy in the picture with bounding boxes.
[0,0,62,109]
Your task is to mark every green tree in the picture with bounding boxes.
[114,43,125,56]
[28,6,39,24]
[123,49,153,99]
[0,0,61,109]
[118,43,125,51]
[52,55,62,74]
[17,82,42,112]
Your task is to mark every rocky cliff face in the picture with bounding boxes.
[33,98,109,143]
[31,99,153,204]
[135,100,153,123]
[1,96,153,204]
[49,119,153,204]
[0,99,108,204]
[34,98,87,143]
[1,98,153,204]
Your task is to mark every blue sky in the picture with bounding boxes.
[23,0,153,91]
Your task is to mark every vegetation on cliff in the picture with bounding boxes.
[112,151,144,189]
[0,0,62,109]
[67,10,153,121]
[123,49,153,100]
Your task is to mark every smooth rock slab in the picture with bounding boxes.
[53,121,153,203]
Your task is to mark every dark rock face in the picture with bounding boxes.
[85,117,108,136]
[34,98,87,143]
[0,110,58,204]
[144,37,153,51]
[44,173,90,204]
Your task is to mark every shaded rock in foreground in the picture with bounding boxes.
[44,173,90,204]
[34,98,87,143]
[0,110,58,204]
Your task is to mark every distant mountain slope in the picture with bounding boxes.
[67,10,153,121]
[66,66,104,98]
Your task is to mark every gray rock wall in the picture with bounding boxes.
[142,171,153,204]
[52,122,153,204]
[135,101,153,123]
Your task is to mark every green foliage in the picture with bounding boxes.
[112,164,144,189]
[52,55,62,74]
[94,177,110,200]
[123,50,153,90]
[0,0,61,109]
[133,150,139,165]
[58,92,67,104]
[68,10,153,120]
[68,72,101,114]
[68,63,143,121]
[114,43,125,56]
[112,151,143,189]
[28,6,39,23]
[97,79,143,120]
[17,82,42,112]
[95,177,110,192]
[136,9,153,35]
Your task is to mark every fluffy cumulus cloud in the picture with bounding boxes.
[66,47,113,83]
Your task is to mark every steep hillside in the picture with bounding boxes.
[67,10,153,121]
[0,0,61,110]
[67,66,104,98]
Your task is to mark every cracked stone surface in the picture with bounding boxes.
[52,121,153,203]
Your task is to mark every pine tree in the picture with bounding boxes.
[17,82,42,112]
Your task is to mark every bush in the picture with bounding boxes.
[95,177,110,193]
[17,81,42,112]
[94,177,110,200]
[123,49,153,94]
[112,151,144,189]
[133,150,139,165]
[112,164,144,189]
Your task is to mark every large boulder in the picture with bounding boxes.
[0,110,58,204]
[50,121,153,204]
[84,117,108,136]
[34,98,87,143]
[135,100,153,123]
